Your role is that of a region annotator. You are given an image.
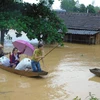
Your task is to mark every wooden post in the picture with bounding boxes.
[0,29,9,46]
[0,30,5,46]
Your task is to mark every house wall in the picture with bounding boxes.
[95,33,100,44]
[64,34,96,44]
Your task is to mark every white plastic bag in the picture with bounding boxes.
[0,56,10,67]
[15,58,32,70]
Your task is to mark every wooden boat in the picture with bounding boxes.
[0,65,48,77]
[89,68,100,77]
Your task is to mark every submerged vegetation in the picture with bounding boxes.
[73,92,99,100]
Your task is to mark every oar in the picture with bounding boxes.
[39,44,59,71]
[39,44,58,61]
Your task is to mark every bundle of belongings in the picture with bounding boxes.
[15,58,32,71]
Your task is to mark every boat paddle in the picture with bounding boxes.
[39,44,58,61]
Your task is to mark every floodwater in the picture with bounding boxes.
[0,43,100,100]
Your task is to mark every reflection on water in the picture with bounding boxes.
[0,74,7,82]
[18,81,30,88]
[0,43,100,100]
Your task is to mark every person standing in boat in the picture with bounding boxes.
[31,43,45,72]
[10,47,25,68]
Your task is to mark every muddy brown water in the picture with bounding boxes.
[0,43,100,100]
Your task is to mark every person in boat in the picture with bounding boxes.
[10,47,25,68]
[0,44,10,58]
[15,58,32,71]
[31,43,45,72]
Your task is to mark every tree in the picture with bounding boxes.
[79,4,86,12]
[73,6,79,12]
[87,4,96,13]
[21,2,67,44]
[60,0,99,13]
[61,0,76,12]
[94,6,100,13]
[0,0,67,45]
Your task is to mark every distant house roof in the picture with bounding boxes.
[53,9,66,13]
[57,12,100,31]
[14,0,23,3]
[67,29,99,35]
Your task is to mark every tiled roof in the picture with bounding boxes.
[67,29,99,35]
[57,12,100,31]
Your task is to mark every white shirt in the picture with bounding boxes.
[14,54,19,60]
[15,58,32,70]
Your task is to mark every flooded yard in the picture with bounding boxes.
[0,43,100,100]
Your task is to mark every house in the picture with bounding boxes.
[57,12,100,44]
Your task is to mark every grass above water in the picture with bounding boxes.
[73,92,99,100]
